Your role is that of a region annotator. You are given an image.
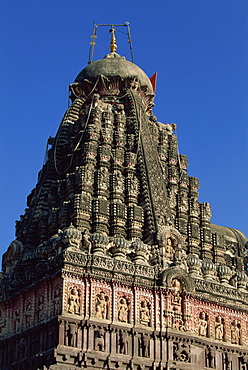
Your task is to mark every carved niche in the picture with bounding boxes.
[25,301,32,328]
[157,225,185,262]
[95,291,109,320]
[68,286,80,315]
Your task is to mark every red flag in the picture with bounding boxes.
[150,72,158,92]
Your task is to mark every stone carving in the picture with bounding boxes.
[205,346,215,368]
[173,245,187,270]
[66,322,77,347]
[171,278,182,305]
[95,329,105,351]
[68,287,80,315]
[230,319,240,344]
[82,229,92,253]
[14,308,21,333]
[118,297,129,323]
[215,316,224,341]
[139,300,151,326]
[140,333,150,357]
[54,286,61,315]
[95,291,108,319]
[119,330,128,354]
[173,342,191,363]
[37,295,45,322]
[18,337,27,360]
[223,352,231,370]
[199,312,208,337]
[25,301,32,327]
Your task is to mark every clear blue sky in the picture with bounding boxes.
[0,0,247,260]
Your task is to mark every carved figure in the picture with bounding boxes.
[231,319,240,344]
[25,302,32,327]
[14,308,20,333]
[118,297,129,323]
[141,333,150,357]
[37,295,45,322]
[95,329,105,351]
[95,292,108,319]
[82,229,92,253]
[18,337,27,360]
[199,312,208,337]
[54,286,61,315]
[166,237,173,257]
[173,342,191,363]
[139,300,150,326]
[205,346,215,368]
[66,322,77,347]
[171,278,182,305]
[215,316,224,340]
[68,287,80,315]
[119,330,128,354]
[223,352,231,370]
[173,245,187,269]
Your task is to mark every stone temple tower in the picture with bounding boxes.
[0,26,248,370]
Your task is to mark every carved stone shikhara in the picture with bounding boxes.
[0,35,247,370]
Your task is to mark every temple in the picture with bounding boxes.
[0,26,248,370]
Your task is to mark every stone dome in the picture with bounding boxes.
[75,52,153,93]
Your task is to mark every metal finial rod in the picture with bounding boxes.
[109,26,117,53]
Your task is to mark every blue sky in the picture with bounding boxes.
[0,0,247,260]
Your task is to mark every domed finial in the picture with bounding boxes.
[109,27,117,53]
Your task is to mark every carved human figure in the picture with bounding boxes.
[14,308,21,333]
[25,302,32,327]
[231,319,240,344]
[139,300,150,326]
[199,312,208,337]
[141,333,150,357]
[118,297,129,323]
[223,352,231,370]
[66,323,77,347]
[95,329,105,351]
[68,287,80,315]
[166,237,173,257]
[215,316,224,340]
[205,346,215,368]
[171,278,182,305]
[18,337,27,360]
[37,295,45,322]
[173,245,187,269]
[119,330,128,354]
[54,286,61,315]
[82,229,92,253]
[95,292,108,319]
